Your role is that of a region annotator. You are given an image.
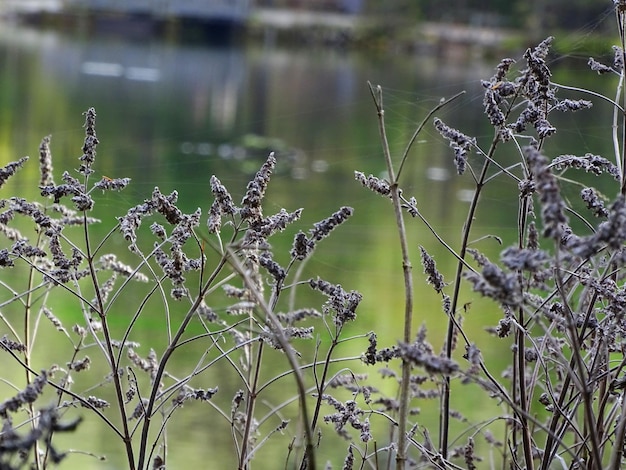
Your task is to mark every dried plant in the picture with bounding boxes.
[348,2,626,470]
[4,2,626,470]
[0,107,359,470]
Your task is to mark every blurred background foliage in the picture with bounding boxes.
[257,0,613,32]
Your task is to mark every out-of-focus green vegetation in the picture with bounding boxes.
[258,0,612,32]
[252,0,617,55]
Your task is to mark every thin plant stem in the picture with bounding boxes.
[554,268,602,469]
[609,357,626,469]
[1,347,122,436]
[396,91,466,181]
[241,254,294,469]
[82,211,136,470]
[136,255,229,470]
[305,335,340,436]
[224,246,317,470]
[439,134,494,460]
[239,340,265,470]
[550,82,624,113]
[23,230,43,470]
[514,192,534,470]
[367,81,414,470]
[618,6,626,195]
[439,70,528,460]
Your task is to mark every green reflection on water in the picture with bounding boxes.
[0,23,620,469]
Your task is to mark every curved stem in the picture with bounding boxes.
[396,91,466,182]
[224,247,316,470]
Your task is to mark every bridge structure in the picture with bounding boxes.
[1,0,251,23]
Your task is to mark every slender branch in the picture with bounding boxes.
[368,81,414,470]
[439,132,495,459]
[136,255,229,470]
[514,193,534,470]
[224,247,317,470]
[1,347,123,438]
[306,336,340,432]
[239,340,265,470]
[82,211,136,470]
[553,269,602,469]
[550,82,624,114]
[396,91,466,181]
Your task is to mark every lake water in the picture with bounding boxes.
[0,21,620,469]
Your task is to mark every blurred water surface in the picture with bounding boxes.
[0,23,620,468]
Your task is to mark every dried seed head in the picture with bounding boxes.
[207,200,222,234]
[245,208,303,243]
[39,135,54,187]
[551,153,619,179]
[130,398,149,420]
[614,45,624,72]
[290,231,312,260]
[309,277,362,326]
[0,335,26,352]
[209,175,237,216]
[525,146,567,239]
[581,187,608,218]
[354,171,391,197]
[493,57,516,80]
[362,332,377,365]
[465,262,522,307]
[552,99,592,112]
[84,396,109,409]
[309,206,354,243]
[78,108,99,176]
[433,118,475,174]
[240,152,276,224]
[0,157,28,189]
[42,307,65,333]
[0,371,48,418]
[588,57,613,74]
[500,246,549,271]
[69,356,91,372]
[397,340,458,374]
[258,252,286,282]
[420,246,446,293]
[94,177,131,191]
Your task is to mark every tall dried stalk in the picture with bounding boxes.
[367,83,465,469]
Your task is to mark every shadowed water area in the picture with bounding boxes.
[0,21,620,468]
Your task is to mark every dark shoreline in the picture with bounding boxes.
[6,7,606,60]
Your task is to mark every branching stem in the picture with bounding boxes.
[368,82,414,470]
